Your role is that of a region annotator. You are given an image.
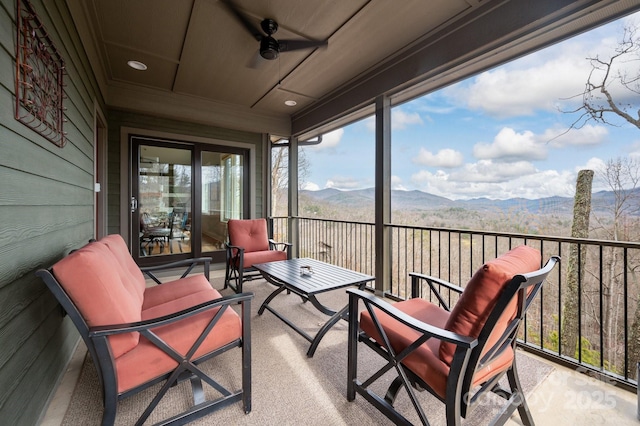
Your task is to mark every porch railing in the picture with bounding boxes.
[270,216,640,392]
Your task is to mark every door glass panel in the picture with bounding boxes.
[138,145,192,257]
[201,152,243,252]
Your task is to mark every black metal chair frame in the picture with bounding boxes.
[37,256,253,426]
[140,212,171,255]
[224,238,291,293]
[347,256,559,426]
[167,208,190,253]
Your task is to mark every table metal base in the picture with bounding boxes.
[258,276,367,357]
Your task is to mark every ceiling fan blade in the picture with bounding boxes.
[246,50,264,69]
[278,39,328,52]
[222,0,263,41]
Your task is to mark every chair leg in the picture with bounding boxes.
[347,294,359,402]
[101,382,118,426]
[506,363,534,426]
[384,376,404,405]
[236,269,243,293]
[224,263,231,289]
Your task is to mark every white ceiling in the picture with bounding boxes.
[67,0,640,137]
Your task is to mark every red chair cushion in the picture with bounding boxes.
[52,242,142,358]
[228,219,270,253]
[99,234,146,305]
[360,296,516,398]
[117,288,241,393]
[242,250,288,268]
[439,245,541,365]
[142,275,214,310]
[360,298,451,396]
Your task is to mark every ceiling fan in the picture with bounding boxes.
[223,1,328,63]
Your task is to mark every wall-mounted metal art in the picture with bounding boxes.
[15,0,66,147]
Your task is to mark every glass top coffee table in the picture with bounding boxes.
[253,258,375,357]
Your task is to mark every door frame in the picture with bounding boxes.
[94,102,108,239]
[120,127,257,261]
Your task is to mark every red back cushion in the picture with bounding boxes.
[52,242,142,358]
[99,234,146,305]
[228,219,269,253]
[439,245,541,365]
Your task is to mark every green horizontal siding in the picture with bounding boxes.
[0,0,101,424]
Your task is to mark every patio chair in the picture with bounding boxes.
[139,212,170,255]
[224,218,291,293]
[36,234,253,425]
[167,207,190,253]
[347,245,559,426]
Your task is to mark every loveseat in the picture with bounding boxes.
[37,234,252,425]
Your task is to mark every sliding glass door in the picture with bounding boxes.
[131,136,248,265]
[200,151,244,253]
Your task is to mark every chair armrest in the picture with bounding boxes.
[268,239,292,252]
[89,292,254,338]
[140,257,212,284]
[225,243,245,254]
[347,289,477,350]
[409,272,463,311]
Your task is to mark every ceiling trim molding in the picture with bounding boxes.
[107,82,292,135]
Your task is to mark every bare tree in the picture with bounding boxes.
[560,23,640,376]
[564,25,640,131]
[590,158,640,377]
[271,144,310,216]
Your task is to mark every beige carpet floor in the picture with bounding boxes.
[62,277,554,425]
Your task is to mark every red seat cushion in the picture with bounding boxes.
[116,288,241,393]
[360,298,451,397]
[439,245,541,365]
[228,219,270,253]
[142,275,214,310]
[360,297,516,398]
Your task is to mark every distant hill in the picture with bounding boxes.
[298,187,632,216]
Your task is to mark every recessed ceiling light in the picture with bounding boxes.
[284,100,297,107]
[127,60,148,71]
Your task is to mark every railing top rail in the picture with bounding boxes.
[383,223,640,249]
[275,216,375,227]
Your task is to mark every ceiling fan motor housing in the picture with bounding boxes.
[260,36,279,59]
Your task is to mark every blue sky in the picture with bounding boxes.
[300,11,640,200]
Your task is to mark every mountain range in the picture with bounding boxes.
[298,187,628,216]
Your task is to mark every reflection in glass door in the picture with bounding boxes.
[132,136,249,265]
[201,152,243,252]
[137,144,192,258]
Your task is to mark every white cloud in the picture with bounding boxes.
[580,157,606,172]
[449,160,537,183]
[393,109,423,130]
[629,141,640,160]
[473,127,548,161]
[302,181,320,191]
[574,157,611,192]
[441,31,630,118]
[309,128,344,151]
[414,148,464,168]
[325,176,368,190]
[391,175,407,190]
[544,124,608,147]
[365,109,423,131]
[410,166,577,200]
